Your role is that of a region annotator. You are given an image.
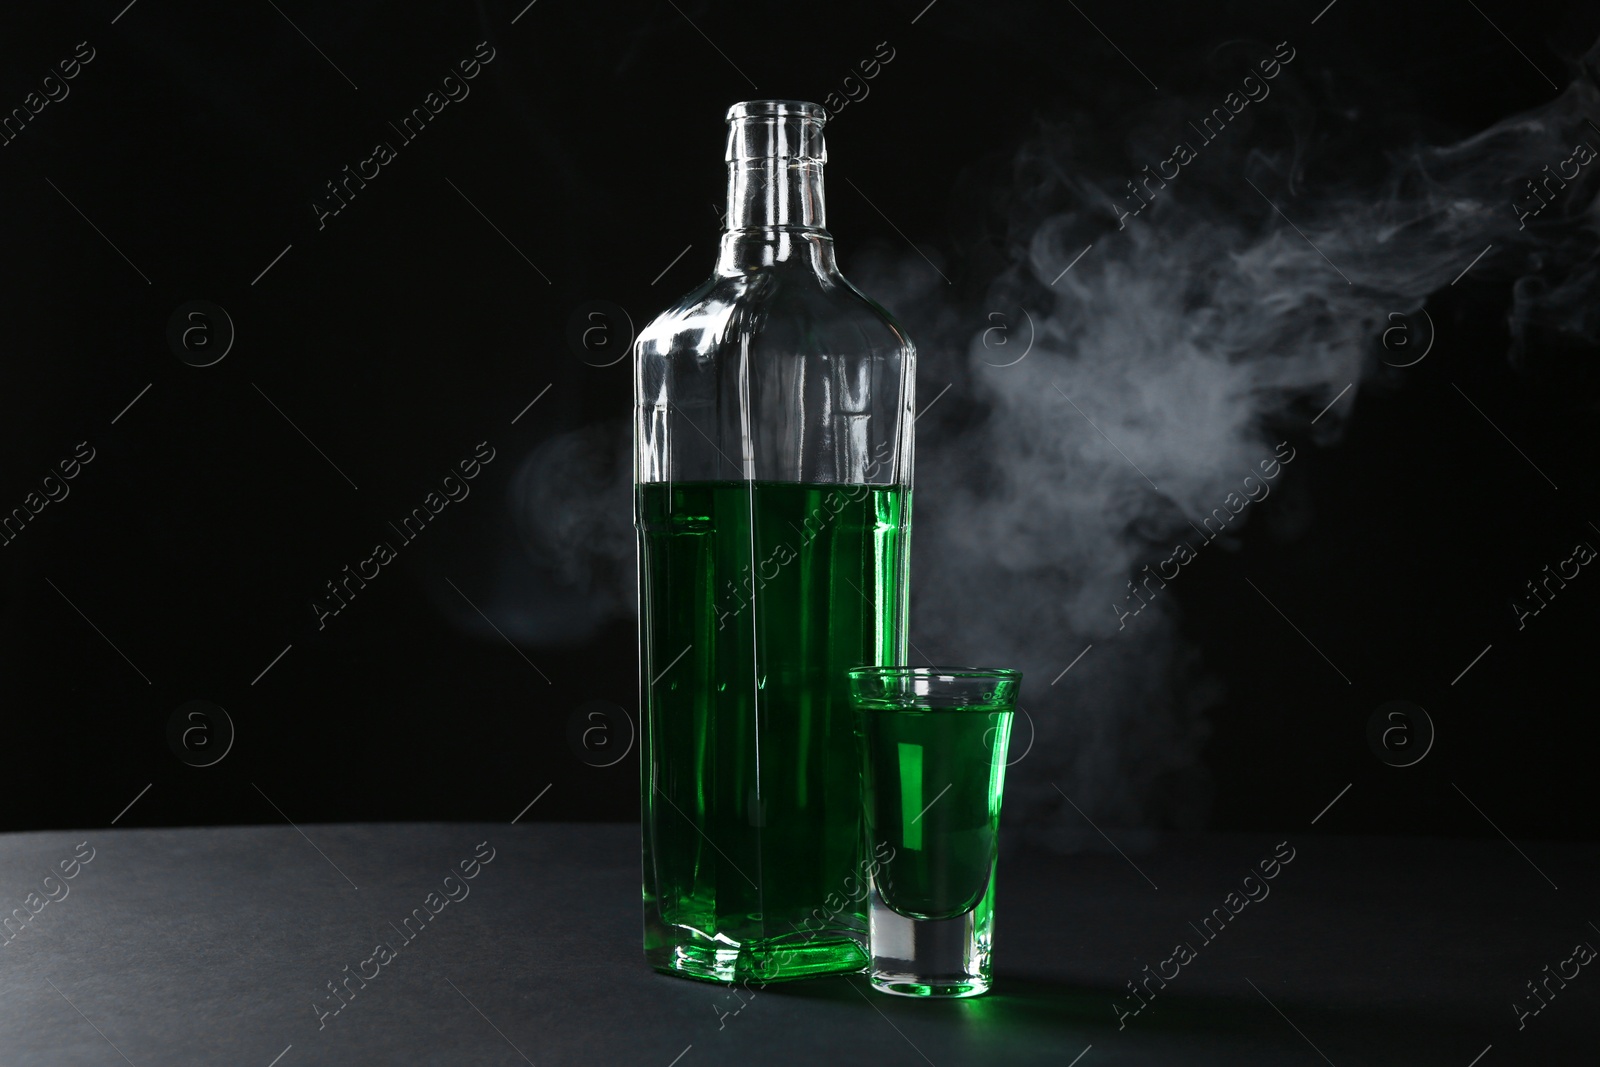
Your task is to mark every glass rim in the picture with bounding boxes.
[847,666,1021,682]
[726,99,827,123]
[847,666,1022,711]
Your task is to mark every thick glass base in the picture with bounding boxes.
[648,932,869,985]
[870,974,990,998]
[868,886,993,998]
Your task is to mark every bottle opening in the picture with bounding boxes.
[726,99,827,162]
[725,99,828,123]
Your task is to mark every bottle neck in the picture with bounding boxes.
[717,159,836,273]
[725,157,827,230]
[717,102,836,275]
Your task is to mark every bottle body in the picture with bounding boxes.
[634,100,915,983]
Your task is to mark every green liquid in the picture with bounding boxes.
[856,705,1012,921]
[637,479,911,982]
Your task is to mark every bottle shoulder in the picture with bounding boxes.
[635,267,914,365]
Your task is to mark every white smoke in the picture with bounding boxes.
[506,39,1600,845]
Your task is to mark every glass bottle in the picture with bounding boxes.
[634,99,916,984]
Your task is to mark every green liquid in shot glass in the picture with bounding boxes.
[856,704,1012,921]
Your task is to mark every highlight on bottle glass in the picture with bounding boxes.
[847,666,1021,998]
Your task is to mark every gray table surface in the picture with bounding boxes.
[1,822,1594,1065]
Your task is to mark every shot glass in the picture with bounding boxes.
[847,666,1021,998]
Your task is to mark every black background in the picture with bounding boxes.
[2,0,1597,840]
